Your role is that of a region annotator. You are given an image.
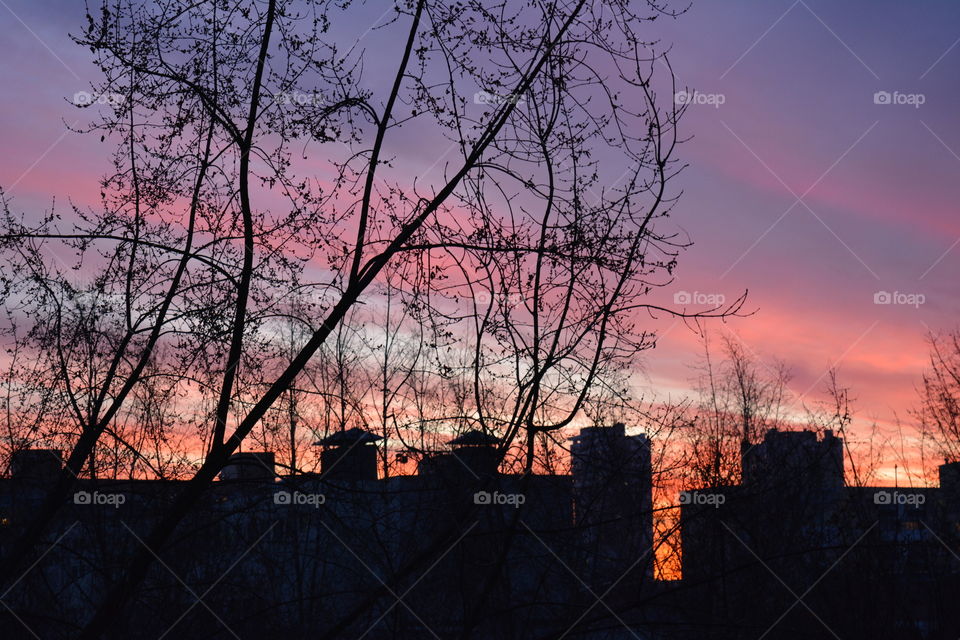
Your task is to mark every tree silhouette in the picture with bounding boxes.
[0,0,754,636]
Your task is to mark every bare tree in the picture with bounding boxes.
[683,333,791,488]
[917,329,960,464]
[0,0,753,635]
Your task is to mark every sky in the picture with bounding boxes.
[1,0,959,483]
[644,1,960,482]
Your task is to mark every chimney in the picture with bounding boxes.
[446,429,501,477]
[315,427,382,482]
[219,452,276,482]
[417,429,501,478]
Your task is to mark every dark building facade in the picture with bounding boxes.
[3,425,958,639]
[680,428,960,639]
[0,424,657,640]
[571,423,654,584]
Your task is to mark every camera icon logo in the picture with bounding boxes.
[873,291,892,305]
[674,291,692,305]
[74,491,91,505]
[73,91,93,106]
[274,490,292,505]
[873,91,892,105]
[474,491,491,505]
[874,490,892,505]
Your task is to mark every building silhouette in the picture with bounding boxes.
[680,428,960,639]
[571,423,654,584]
[1,426,959,638]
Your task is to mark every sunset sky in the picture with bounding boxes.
[2,0,959,483]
